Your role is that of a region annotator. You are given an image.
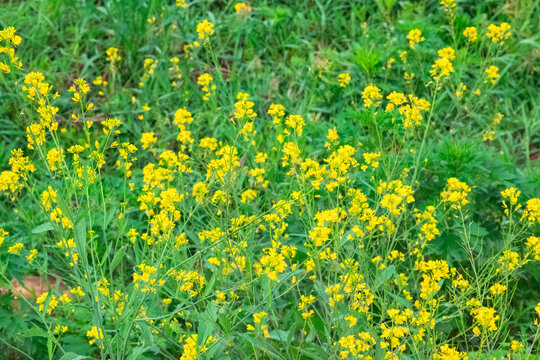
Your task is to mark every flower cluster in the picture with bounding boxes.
[0,8,537,360]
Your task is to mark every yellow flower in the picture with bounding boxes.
[385,91,406,112]
[438,47,455,61]
[101,118,122,135]
[309,226,331,247]
[36,292,48,311]
[345,315,357,327]
[68,78,90,103]
[196,20,215,40]
[133,263,161,293]
[492,113,503,126]
[25,123,46,150]
[0,27,23,72]
[452,273,469,289]
[0,228,7,247]
[433,344,468,360]
[407,29,424,49]
[486,22,511,44]
[430,55,454,82]
[232,92,257,133]
[361,152,380,171]
[8,242,23,254]
[180,334,199,360]
[463,27,478,42]
[378,180,414,215]
[338,73,351,87]
[0,170,21,193]
[253,311,267,324]
[140,132,157,149]
[86,326,104,346]
[46,148,63,172]
[142,58,157,81]
[175,233,188,248]
[523,198,540,223]
[241,189,257,203]
[105,47,121,63]
[47,295,58,314]
[489,283,507,295]
[470,306,499,333]
[417,259,450,299]
[484,65,500,84]
[235,3,251,16]
[97,278,110,296]
[197,73,215,101]
[255,152,268,163]
[482,130,495,142]
[338,333,376,358]
[441,178,470,209]
[511,340,524,352]
[400,50,407,63]
[284,114,306,135]
[26,249,38,263]
[361,84,382,108]
[440,0,456,13]
[501,186,520,206]
[268,103,285,124]
[59,293,70,304]
[22,72,51,100]
[126,229,138,243]
[298,294,315,317]
[199,137,218,151]
[498,250,520,272]
[174,107,194,127]
[325,127,339,148]
[53,325,68,334]
[392,94,430,128]
[41,186,57,211]
[254,245,287,281]
[526,236,540,260]
[192,182,208,202]
[456,83,467,97]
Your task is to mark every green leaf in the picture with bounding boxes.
[198,303,218,341]
[202,273,216,298]
[301,343,327,359]
[23,326,48,338]
[262,276,272,309]
[388,292,412,309]
[32,222,54,234]
[251,337,285,359]
[137,321,153,347]
[110,245,127,271]
[58,353,91,360]
[354,48,381,75]
[374,265,396,289]
[469,222,489,237]
[47,336,53,359]
[126,345,159,360]
[0,261,7,278]
[267,329,289,341]
[75,218,87,260]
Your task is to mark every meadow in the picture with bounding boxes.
[0,0,539,359]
